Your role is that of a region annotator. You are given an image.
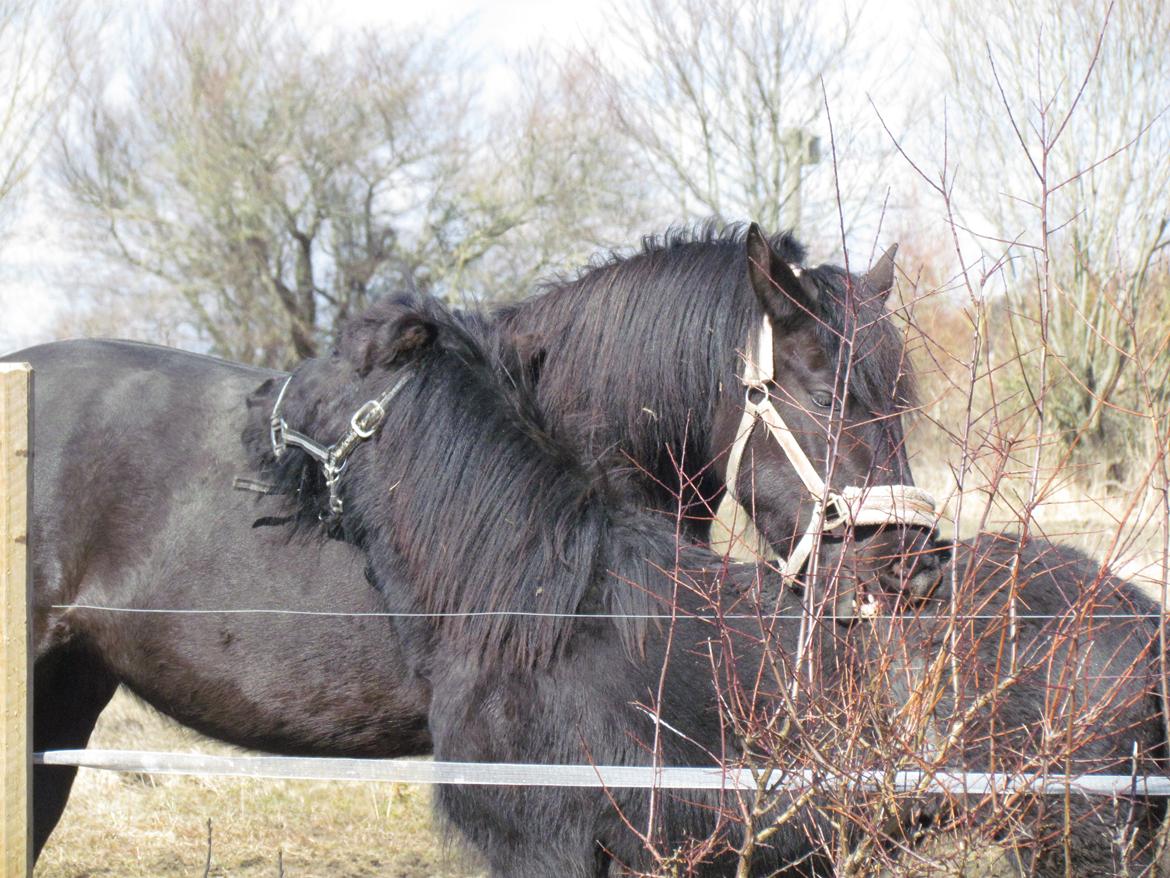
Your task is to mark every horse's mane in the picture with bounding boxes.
[495,222,915,497]
[241,218,915,666]
[244,294,714,670]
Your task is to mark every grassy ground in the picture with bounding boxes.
[35,691,485,878]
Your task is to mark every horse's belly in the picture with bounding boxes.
[108,614,432,757]
[78,491,433,756]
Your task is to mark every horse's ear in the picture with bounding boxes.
[746,222,817,323]
[864,243,898,300]
[511,331,547,385]
[246,377,281,410]
[351,313,437,377]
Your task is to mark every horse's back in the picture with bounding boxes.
[6,337,275,442]
[6,339,275,618]
[6,338,276,440]
[8,339,431,757]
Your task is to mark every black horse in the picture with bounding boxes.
[256,289,1169,875]
[497,223,919,557]
[246,291,926,876]
[9,223,925,856]
[862,534,1168,876]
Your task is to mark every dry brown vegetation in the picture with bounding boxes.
[35,690,484,878]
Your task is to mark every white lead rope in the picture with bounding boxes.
[723,315,938,579]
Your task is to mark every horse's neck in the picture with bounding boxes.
[495,283,723,508]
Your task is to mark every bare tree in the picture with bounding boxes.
[453,49,657,303]
[586,0,906,246]
[58,1,457,363]
[929,0,1170,479]
[56,0,646,366]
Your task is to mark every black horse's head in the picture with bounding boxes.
[712,224,947,617]
[244,295,446,532]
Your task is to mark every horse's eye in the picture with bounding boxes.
[810,390,834,409]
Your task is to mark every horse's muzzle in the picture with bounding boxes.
[829,528,951,622]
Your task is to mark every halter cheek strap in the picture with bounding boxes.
[270,370,413,517]
[724,314,938,580]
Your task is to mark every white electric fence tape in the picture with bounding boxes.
[34,750,1170,797]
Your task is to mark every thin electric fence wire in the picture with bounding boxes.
[49,602,1169,622]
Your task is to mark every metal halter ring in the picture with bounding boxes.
[820,493,852,532]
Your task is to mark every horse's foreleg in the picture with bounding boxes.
[32,642,118,860]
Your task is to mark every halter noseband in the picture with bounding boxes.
[269,370,413,517]
[723,307,937,581]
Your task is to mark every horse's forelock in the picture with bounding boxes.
[807,265,916,419]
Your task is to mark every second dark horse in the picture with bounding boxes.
[247,291,931,876]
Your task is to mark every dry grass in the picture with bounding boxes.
[35,690,485,878]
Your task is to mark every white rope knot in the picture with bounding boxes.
[723,316,938,581]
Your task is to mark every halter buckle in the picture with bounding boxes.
[821,493,851,531]
[351,399,387,438]
[270,417,286,459]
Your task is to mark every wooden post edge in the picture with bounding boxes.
[1,363,31,878]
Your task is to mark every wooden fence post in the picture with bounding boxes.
[1,364,31,878]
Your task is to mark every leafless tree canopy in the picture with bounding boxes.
[55,0,646,365]
[927,0,1170,477]
[589,0,904,241]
